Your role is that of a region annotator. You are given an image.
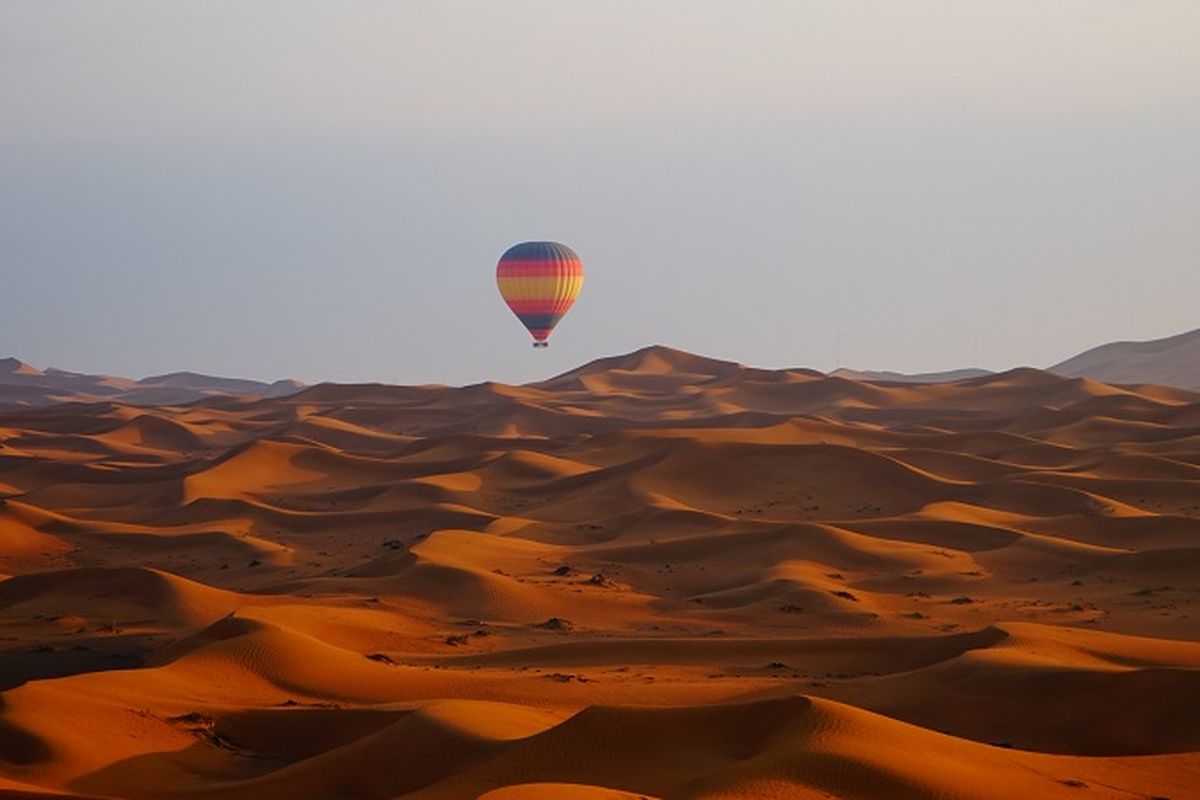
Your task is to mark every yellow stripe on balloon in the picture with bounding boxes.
[497,275,582,303]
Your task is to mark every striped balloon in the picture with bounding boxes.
[496,241,584,348]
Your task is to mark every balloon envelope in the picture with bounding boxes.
[496,241,584,345]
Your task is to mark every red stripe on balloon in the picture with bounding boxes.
[504,300,570,312]
[497,258,582,267]
[496,261,583,277]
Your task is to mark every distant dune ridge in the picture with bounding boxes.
[0,358,304,408]
[836,326,1200,388]
[0,342,1198,798]
[1047,326,1200,390]
[3,325,1196,410]
[830,366,993,383]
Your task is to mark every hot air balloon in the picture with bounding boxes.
[496,241,584,348]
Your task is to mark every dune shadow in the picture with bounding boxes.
[0,633,155,692]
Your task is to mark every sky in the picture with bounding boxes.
[2,1,1198,386]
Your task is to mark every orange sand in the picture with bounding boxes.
[0,347,1197,798]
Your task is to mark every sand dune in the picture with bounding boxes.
[1049,326,1200,391]
[398,696,1200,800]
[830,326,1200,391]
[0,359,303,410]
[0,346,1197,798]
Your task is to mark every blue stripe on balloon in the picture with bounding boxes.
[500,241,580,262]
[516,312,564,329]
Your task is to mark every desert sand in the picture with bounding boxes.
[0,346,1197,799]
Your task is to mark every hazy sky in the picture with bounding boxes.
[3,1,1198,385]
